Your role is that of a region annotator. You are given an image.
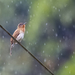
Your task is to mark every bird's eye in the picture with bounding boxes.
[19,23,23,26]
[20,24,22,25]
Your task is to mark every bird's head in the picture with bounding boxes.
[17,22,26,29]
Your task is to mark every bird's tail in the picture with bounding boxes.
[10,39,14,56]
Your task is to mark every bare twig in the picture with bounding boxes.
[0,25,54,75]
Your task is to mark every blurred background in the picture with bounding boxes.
[0,0,75,75]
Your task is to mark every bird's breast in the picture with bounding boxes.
[16,30,24,41]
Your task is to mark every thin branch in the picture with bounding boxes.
[0,25,54,75]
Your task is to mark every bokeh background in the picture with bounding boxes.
[0,0,75,75]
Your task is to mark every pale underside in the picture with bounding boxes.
[11,30,24,47]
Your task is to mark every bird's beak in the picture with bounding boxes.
[24,22,27,25]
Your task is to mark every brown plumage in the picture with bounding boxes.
[10,22,26,56]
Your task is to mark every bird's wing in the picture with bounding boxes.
[12,29,20,39]
[10,29,20,45]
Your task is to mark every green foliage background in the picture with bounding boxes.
[0,0,75,75]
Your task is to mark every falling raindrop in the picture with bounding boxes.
[43,51,44,53]
[53,6,55,9]
[44,59,46,62]
[0,73,1,75]
[39,73,42,75]
[64,4,67,7]
[59,14,61,17]
[0,54,1,57]
[22,62,24,65]
[52,29,54,32]
[16,4,18,7]
[2,36,4,38]
[8,56,10,58]
[6,21,8,23]
[18,56,21,59]
[29,6,31,8]
[15,71,17,74]
[72,56,73,58]
[49,55,50,57]
[55,7,57,10]
[61,53,63,55]
[59,40,61,42]
[58,25,61,28]
[8,63,10,65]
[3,67,5,70]
[31,2,32,4]
[73,52,75,54]
[10,67,13,71]
[44,43,46,45]
[58,64,59,66]
[65,66,68,68]
[37,6,38,8]
[35,64,37,67]
[28,9,29,11]
[20,1,22,4]
[55,33,58,37]
[35,42,36,45]
[26,31,28,34]
[46,23,48,26]
[4,62,5,65]
[30,15,32,18]
[7,5,9,7]
[58,9,60,12]
[73,25,75,28]
[58,45,59,48]
[11,1,13,3]
[38,3,39,5]
[58,57,59,60]
[33,14,35,17]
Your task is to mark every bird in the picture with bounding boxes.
[10,22,26,56]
